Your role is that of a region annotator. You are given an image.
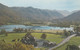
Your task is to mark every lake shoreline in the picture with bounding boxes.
[0,25,73,32]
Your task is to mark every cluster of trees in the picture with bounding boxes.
[13,28,24,33]
[63,30,75,37]
[41,33,47,39]
[54,24,80,36]
[74,26,80,35]
[55,30,73,37]
[13,28,33,33]
[49,21,80,27]
[66,45,79,50]
[21,32,47,47]
[63,30,71,37]
[21,32,37,47]
[0,29,8,36]
[0,41,34,50]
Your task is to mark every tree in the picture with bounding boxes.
[56,31,59,35]
[13,42,34,50]
[66,45,79,50]
[13,28,23,33]
[0,41,34,50]
[25,32,31,37]
[0,41,13,50]
[41,33,47,39]
[0,29,8,36]
[5,33,8,36]
[13,28,18,32]
[63,30,70,37]
[74,26,80,35]
[24,29,34,33]
[24,29,28,32]
[0,29,6,34]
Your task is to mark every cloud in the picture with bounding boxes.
[0,0,80,10]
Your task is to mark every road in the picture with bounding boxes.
[48,34,77,50]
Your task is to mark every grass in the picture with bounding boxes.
[34,30,63,33]
[0,33,64,50]
[34,48,46,50]
[0,33,64,44]
[55,36,80,50]
[0,33,26,43]
[32,33,64,44]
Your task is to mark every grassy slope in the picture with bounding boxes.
[55,36,80,50]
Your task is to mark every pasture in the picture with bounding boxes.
[0,33,64,44]
[55,36,80,50]
[0,33,64,50]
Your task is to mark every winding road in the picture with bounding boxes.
[48,34,77,50]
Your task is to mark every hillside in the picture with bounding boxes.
[0,3,66,25]
[56,10,71,16]
[0,3,22,25]
[11,7,64,22]
[62,11,80,22]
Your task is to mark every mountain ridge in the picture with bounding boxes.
[0,3,80,25]
[0,3,66,25]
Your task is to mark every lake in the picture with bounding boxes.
[0,25,73,32]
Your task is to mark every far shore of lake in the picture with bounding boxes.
[33,30,63,33]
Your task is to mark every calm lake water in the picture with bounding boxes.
[0,25,73,32]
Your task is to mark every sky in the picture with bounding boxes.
[0,0,80,11]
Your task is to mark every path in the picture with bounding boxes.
[48,34,77,50]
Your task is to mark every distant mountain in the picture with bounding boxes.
[56,10,71,16]
[61,11,80,22]
[72,10,80,13]
[0,3,71,25]
[11,7,64,22]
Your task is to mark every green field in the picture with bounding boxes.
[32,33,64,44]
[0,33,26,43]
[0,33,64,50]
[55,36,80,50]
[1,33,80,50]
[0,33,64,44]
